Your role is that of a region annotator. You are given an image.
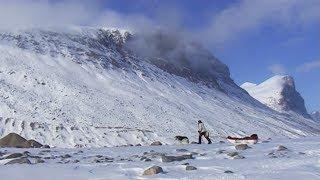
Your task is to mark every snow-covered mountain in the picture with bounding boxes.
[311,111,320,121]
[0,27,319,147]
[241,75,310,118]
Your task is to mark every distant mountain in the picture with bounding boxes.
[311,111,320,121]
[241,75,310,118]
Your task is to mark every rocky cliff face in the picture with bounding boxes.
[241,75,311,118]
[311,111,320,121]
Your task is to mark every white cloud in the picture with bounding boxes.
[296,60,320,73]
[268,64,287,75]
[0,0,155,32]
[202,0,320,46]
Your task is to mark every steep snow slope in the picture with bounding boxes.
[241,75,311,118]
[0,27,319,147]
[311,111,320,121]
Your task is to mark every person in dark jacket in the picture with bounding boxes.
[198,120,212,144]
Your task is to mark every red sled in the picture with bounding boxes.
[227,134,258,144]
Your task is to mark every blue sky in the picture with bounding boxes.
[1,0,319,111]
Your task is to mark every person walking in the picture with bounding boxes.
[198,120,212,144]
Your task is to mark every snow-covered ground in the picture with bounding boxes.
[0,136,320,180]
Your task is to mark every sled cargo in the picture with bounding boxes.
[227,134,258,144]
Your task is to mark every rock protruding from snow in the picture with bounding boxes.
[4,157,31,165]
[241,75,310,118]
[150,141,162,146]
[311,111,320,121]
[143,166,164,175]
[235,144,251,150]
[0,133,43,148]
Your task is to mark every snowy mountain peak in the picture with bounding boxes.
[241,75,310,118]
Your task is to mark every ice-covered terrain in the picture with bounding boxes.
[241,75,311,118]
[0,137,320,180]
[0,27,319,147]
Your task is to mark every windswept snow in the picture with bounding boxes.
[0,28,319,147]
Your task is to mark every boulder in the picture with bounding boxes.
[186,165,197,171]
[176,149,188,152]
[235,144,251,150]
[277,145,288,151]
[41,145,51,149]
[174,136,189,144]
[5,157,31,165]
[0,133,28,148]
[0,133,43,148]
[224,170,234,174]
[151,141,162,146]
[35,158,45,164]
[227,152,239,157]
[143,166,164,175]
[161,154,193,162]
[25,139,43,148]
[5,153,24,159]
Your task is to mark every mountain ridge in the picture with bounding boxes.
[0,27,319,147]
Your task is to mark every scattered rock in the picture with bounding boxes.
[73,159,80,163]
[143,151,166,158]
[161,154,193,162]
[181,162,190,166]
[186,165,197,171]
[227,152,245,159]
[190,141,198,144]
[151,141,162,146]
[140,157,152,162]
[41,145,50,148]
[219,141,225,144]
[136,144,142,146]
[35,158,45,164]
[26,139,43,148]
[5,157,31,165]
[235,144,250,150]
[233,155,245,159]
[143,166,164,175]
[216,150,226,154]
[224,170,234,174]
[277,145,288,151]
[174,136,189,144]
[176,149,188,152]
[262,140,270,143]
[227,152,239,158]
[61,154,72,158]
[5,153,24,159]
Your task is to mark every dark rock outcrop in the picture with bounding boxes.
[0,133,43,148]
[161,154,193,162]
[5,157,31,165]
[143,166,164,175]
[311,111,320,121]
